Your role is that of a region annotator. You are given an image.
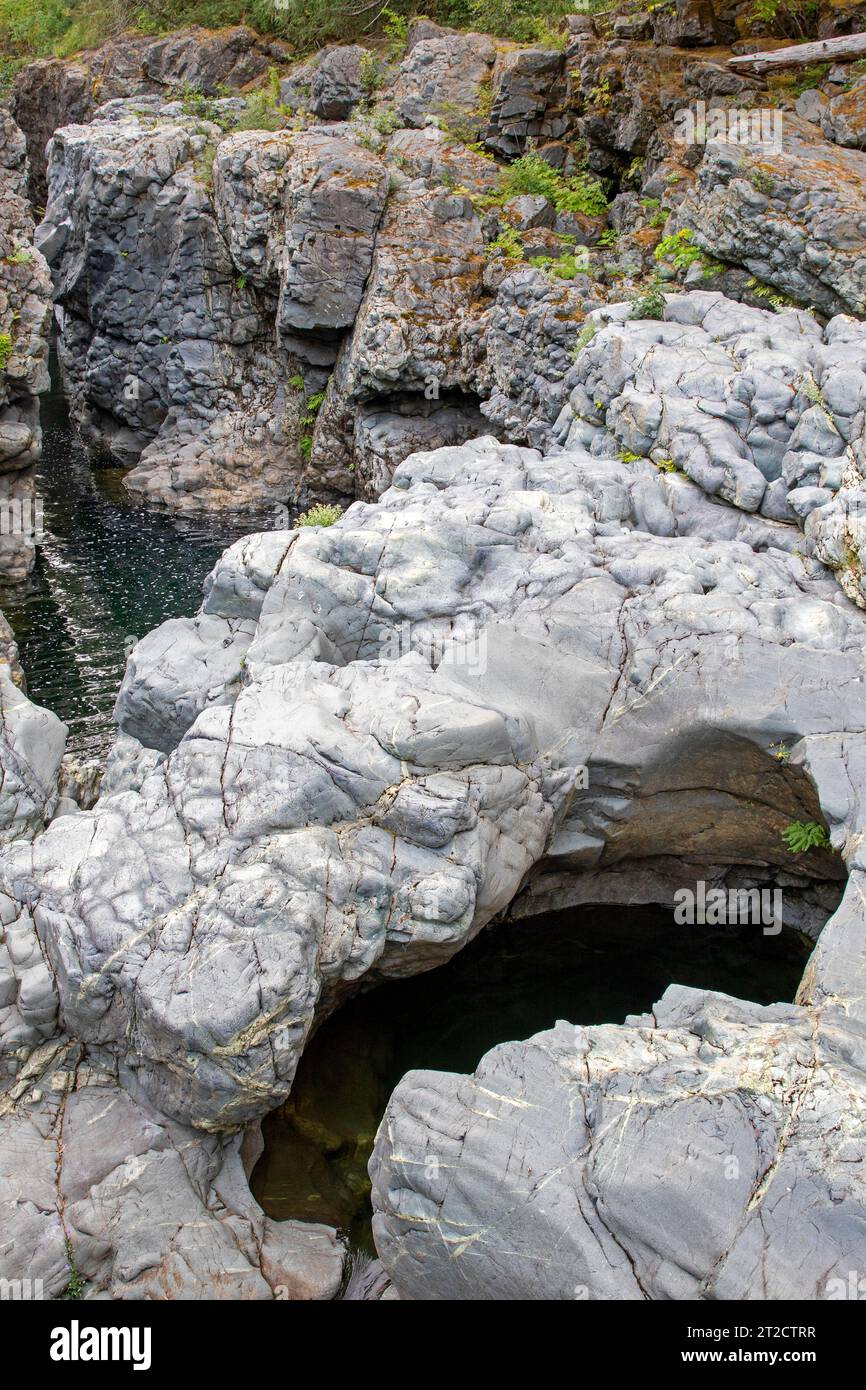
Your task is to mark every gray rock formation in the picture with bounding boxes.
[0,111,52,580]
[370,984,866,1300]
[392,31,496,132]
[11,25,290,202]
[0,1037,343,1299]
[678,122,866,317]
[7,15,866,1303]
[36,111,391,510]
[559,291,866,608]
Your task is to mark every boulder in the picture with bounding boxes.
[678,123,866,316]
[391,32,496,131]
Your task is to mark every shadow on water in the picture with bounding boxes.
[251,902,813,1255]
[0,347,278,757]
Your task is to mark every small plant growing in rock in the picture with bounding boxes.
[59,1232,86,1300]
[770,742,791,761]
[296,503,343,527]
[496,153,608,218]
[655,227,701,272]
[0,332,13,371]
[528,252,581,280]
[782,820,831,853]
[235,69,291,132]
[801,374,826,408]
[360,51,387,96]
[623,156,645,189]
[571,321,597,358]
[747,277,797,312]
[588,76,612,109]
[619,448,642,463]
[5,245,33,265]
[743,164,775,196]
[629,278,667,320]
[486,226,524,261]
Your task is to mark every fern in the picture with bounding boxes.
[782,820,830,853]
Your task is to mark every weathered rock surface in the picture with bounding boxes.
[8,14,866,1302]
[560,291,866,607]
[822,76,866,148]
[0,111,52,580]
[37,112,391,510]
[0,296,859,1136]
[370,982,866,1299]
[679,125,866,316]
[1,353,863,1297]
[0,1038,344,1299]
[392,31,496,132]
[11,25,290,202]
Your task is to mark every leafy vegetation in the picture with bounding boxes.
[0,332,13,370]
[495,152,608,217]
[486,225,524,261]
[782,820,831,853]
[58,1233,87,1300]
[750,0,821,40]
[527,251,583,280]
[654,227,723,281]
[629,278,666,320]
[570,320,597,359]
[0,0,591,63]
[296,502,343,526]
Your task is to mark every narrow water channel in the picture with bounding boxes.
[251,903,813,1254]
[0,348,274,757]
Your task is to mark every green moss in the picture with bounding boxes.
[0,332,13,371]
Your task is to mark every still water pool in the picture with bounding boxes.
[251,903,813,1253]
[0,352,274,757]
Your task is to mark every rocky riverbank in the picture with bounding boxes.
[2,8,866,1300]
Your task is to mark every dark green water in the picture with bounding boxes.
[0,351,275,757]
[251,903,812,1253]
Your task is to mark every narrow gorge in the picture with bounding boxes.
[1,1,866,1312]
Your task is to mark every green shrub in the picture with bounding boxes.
[461,0,574,43]
[629,278,666,320]
[497,153,608,217]
[654,227,702,272]
[528,252,581,279]
[750,0,820,40]
[296,502,343,526]
[0,332,12,370]
[486,226,524,261]
[234,70,290,131]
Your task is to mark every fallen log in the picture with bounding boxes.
[728,32,866,75]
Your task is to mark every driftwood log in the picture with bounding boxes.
[728,32,866,75]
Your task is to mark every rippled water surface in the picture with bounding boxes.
[0,352,273,756]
